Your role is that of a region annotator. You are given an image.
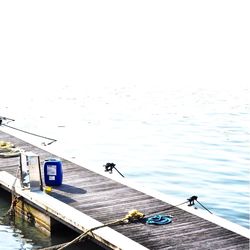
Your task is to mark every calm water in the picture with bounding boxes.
[0,193,50,249]
[0,84,249,249]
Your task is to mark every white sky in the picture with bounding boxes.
[0,1,249,93]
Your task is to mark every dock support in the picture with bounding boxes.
[0,171,149,250]
[14,196,51,236]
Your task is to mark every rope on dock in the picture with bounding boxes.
[147,200,189,216]
[147,196,212,217]
[4,167,21,218]
[39,209,145,250]
[0,116,15,123]
[39,197,212,249]
[146,214,172,225]
[0,141,21,158]
[0,118,57,146]
[103,162,125,177]
[187,195,212,214]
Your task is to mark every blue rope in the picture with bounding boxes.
[146,214,172,225]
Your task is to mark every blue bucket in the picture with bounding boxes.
[44,159,63,186]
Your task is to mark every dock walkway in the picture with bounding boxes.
[0,130,249,250]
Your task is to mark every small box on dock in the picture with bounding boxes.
[44,159,63,186]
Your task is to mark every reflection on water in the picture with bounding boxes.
[0,193,50,249]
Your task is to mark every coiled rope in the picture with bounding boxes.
[0,141,21,158]
[146,214,172,225]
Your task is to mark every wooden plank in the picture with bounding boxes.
[0,129,249,250]
[0,171,149,250]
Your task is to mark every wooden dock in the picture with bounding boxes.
[0,129,249,250]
